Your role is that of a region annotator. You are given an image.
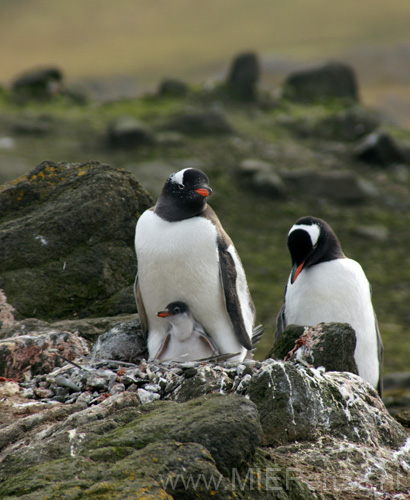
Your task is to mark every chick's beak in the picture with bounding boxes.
[157,310,171,318]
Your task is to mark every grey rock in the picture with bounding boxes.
[226,52,260,101]
[281,168,377,203]
[11,66,63,101]
[239,159,286,197]
[160,110,234,135]
[239,158,273,175]
[171,364,233,402]
[158,78,188,97]
[283,61,359,103]
[252,170,286,197]
[270,323,359,376]
[383,372,410,391]
[137,387,161,404]
[247,360,407,448]
[0,325,89,381]
[354,129,406,166]
[354,224,389,242]
[91,318,148,363]
[0,161,153,320]
[313,107,380,141]
[107,116,156,148]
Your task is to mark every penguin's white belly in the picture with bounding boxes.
[135,211,245,359]
[285,258,380,388]
[156,332,217,362]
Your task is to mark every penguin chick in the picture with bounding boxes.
[154,301,219,362]
[276,216,383,395]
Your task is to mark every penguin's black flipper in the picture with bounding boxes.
[217,240,253,350]
[274,304,286,343]
[134,274,148,340]
[274,283,288,343]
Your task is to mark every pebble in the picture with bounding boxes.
[23,358,262,408]
[138,388,161,405]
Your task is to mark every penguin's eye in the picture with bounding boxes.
[178,184,184,190]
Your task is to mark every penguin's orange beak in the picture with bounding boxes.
[195,187,212,197]
[157,310,170,318]
[291,261,305,284]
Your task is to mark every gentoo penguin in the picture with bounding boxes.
[134,168,255,361]
[154,301,220,361]
[275,216,383,395]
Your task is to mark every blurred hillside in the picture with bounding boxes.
[1,0,410,126]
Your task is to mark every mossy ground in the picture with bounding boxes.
[0,88,409,373]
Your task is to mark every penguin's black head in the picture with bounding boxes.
[157,301,189,318]
[287,216,344,283]
[155,168,212,221]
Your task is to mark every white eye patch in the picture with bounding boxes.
[170,168,189,186]
[289,223,320,247]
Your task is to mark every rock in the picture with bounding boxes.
[107,116,156,148]
[0,334,409,498]
[283,61,359,103]
[383,372,410,391]
[11,117,51,136]
[91,318,148,363]
[251,171,286,198]
[226,52,260,101]
[160,110,234,135]
[354,129,406,166]
[247,360,407,448]
[281,168,377,203]
[11,66,63,101]
[0,289,14,329]
[396,409,410,428]
[269,323,359,376]
[354,224,389,242]
[0,394,264,498]
[158,78,188,97]
[239,159,286,197]
[267,324,305,360]
[313,107,380,141]
[171,364,233,402]
[0,325,89,381]
[0,161,153,320]
[239,158,273,175]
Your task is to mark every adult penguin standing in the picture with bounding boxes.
[135,168,255,361]
[276,216,383,395]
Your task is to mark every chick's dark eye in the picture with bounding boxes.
[178,184,184,190]
[174,307,181,314]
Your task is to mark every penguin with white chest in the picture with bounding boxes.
[275,216,383,395]
[134,168,255,361]
[154,301,220,362]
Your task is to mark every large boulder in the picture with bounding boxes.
[281,168,377,203]
[283,61,359,103]
[159,110,234,135]
[107,116,156,148]
[0,161,153,321]
[226,52,260,101]
[11,66,63,101]
[267,323,359,376]
[354,129,406,166]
